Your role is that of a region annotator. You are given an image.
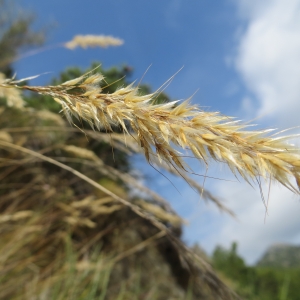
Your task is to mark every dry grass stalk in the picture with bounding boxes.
[64,34,124,50]
[2,70,300,194]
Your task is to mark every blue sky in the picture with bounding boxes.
[18,0,242,114]
[15,0,300,265]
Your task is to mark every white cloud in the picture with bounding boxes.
[202,0,300,264]
[153,0,300,266]
[203,180,300,264]
[236,0,300,127]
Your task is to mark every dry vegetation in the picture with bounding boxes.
[2,69,300,195]
[1,63,300,299]
[1,59,300,300]
[1,3,300,298]
[0,73,238,299]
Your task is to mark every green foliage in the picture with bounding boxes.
[251,268,300,300]
[40,238,113,300]
[212,242,256,296]
[212,242,300,300]
[0,0,44,76]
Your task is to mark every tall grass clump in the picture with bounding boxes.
[0,68,239,299]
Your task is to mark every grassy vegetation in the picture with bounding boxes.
[3,67,300,195]
[212,243,300,300]
[1,1,300,299]
[0,65,237,299]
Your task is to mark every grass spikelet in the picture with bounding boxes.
[2,71,300,194]
[64,34,124,50]
[63,145,100,161]
[137,200,183,226]
[0,73,25,108]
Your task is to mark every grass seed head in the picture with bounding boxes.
[64,34,124,50]
[2,70,300,194]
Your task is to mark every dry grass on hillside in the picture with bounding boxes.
[0,95,239,299]
[1,35,300,299]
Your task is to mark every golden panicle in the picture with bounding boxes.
[0,131,13,143]
[2,70,300,194]
[137,200,183,226]
[63,145,100,162]
[64,34,124,50]
[0,73,25,108]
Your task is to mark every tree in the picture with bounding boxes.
[0,0,44,76]
[212,242,256,294]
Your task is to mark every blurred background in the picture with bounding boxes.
[2,0,300,298]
